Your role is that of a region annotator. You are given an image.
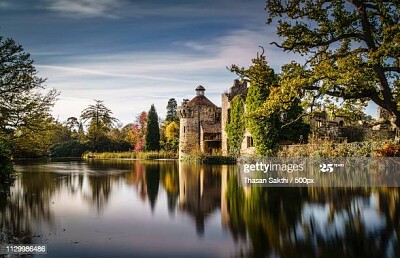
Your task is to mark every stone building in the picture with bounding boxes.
[309,111,346,141]
[221,79,256,156]
[177,86,222,159]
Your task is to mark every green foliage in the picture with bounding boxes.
[11,118,71,158]
[0,139,13,184]
[87,135,131,153]
[225,95,245,156]
[278,140,391,157]
[145,105,160,151]
[181,154,236,164]
[0,36,58,135]
[49,140,89,157]
[230,53,280,156]
[83,150,177,160]
[265,0,400,128]
[166,98,179,123]
[81,100,118,144]
[279,98,310,143]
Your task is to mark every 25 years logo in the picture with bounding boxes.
[319,163,344,172]
[320,164,334,172]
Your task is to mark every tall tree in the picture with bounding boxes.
[265,0,400,130]
[145,105,160,151]
[0,36,58,135]
[0,36,57,179]
[166,98,178,123]
[80,100,118,142]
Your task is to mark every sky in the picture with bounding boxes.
[0,0,376,125]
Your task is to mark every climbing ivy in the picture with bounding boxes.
[225,95,245,156]
[230,53,280,156]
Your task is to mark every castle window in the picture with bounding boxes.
[247,136,254,148]
[183,126,186,133]
[227,108,231,123]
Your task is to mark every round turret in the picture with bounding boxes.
[195,85,205,96]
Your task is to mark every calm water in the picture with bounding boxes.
[1,159,399,258]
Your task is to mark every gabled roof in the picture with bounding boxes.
[187,95,217,108]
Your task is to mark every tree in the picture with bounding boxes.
[164,121,179,152]
[145,105,160,151]
[265,0,400,130]
[230,53,280,156]
[0,36,57,180]
[279,98,310,143]
[128,112,147,152]
[80,100,118,142]
[66,117,79,132]
[166,98,178,123]
[165,121,179,140]
[0,36,58,135]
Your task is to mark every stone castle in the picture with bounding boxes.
[178,81,255,158]
[177,86,222,158]
[178,80,394,158]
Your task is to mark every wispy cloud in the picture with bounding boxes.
[36,28,302,123]
[44,0,122,18]
[41,0,266,20]
[36,65,195,82]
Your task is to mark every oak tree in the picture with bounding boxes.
[265,0,400,129]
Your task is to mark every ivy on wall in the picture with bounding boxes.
[241,55,280,156]
[225,95,245,156]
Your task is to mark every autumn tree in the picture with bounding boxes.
[164,121,179,152]
[145,105,160,151]
[265,0,400,130]
[129,112,147,151]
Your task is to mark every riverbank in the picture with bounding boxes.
[82,151,237,164]
[278,140,399,157]
[181,154,237,164]
[82,151,178,160]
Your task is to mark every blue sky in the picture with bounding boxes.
[0,0,376,125]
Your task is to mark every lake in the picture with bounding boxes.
[1,159,399,257]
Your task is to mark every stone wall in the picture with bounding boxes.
[221,93,230,155]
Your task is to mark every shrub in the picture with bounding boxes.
[375,142,400,157]
[0,140,14,185]
[182,154,237,164]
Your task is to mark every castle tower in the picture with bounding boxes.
[178,86,222,159]
[178,97,197,159]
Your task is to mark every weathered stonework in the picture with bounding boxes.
[178,86,222,159]
[221,80,255,156]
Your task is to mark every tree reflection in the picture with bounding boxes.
[146,163,160,211]
[0,171,57,245]
[225,174,400,258]
[159,162,179,216]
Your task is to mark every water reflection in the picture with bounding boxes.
[0,160,398,257]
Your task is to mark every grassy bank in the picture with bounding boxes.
[181,154,237,164]
[278,140,399,157]
[83,151,178,160]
